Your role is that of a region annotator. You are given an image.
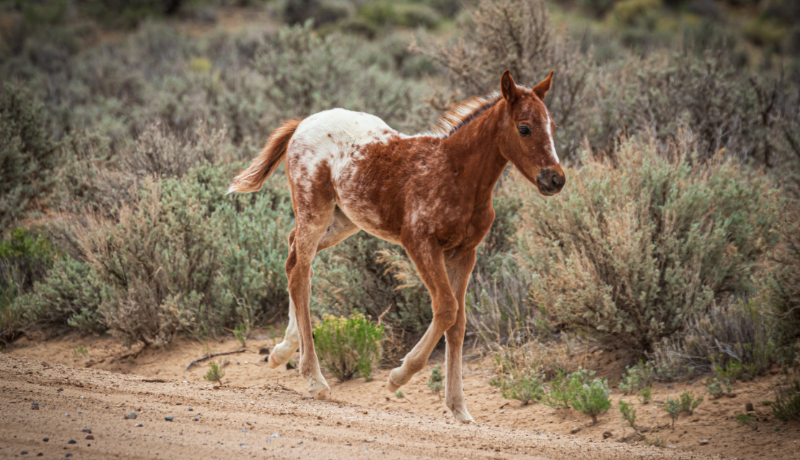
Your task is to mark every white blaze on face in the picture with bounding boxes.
[546,113,559,164]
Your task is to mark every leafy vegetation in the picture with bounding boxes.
[313,313,384,382]
[618,399,637,432]
[427,363,443,399]
[203,360,225,386]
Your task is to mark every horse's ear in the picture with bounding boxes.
[533,70,555,101]
[500,70,519,104]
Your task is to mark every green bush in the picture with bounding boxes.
[771,379,800,423]
[569,377,612,424]
[203,360,225,386]
[767,201,800,367]
[519,135,778,353]
[0,83,56,228]
[619,360,655,394]
[678,390,703,415]
[427,363,444,398]
[661,398,681,429]
[0,227,56,342]
[313,313,384,382]
[492,369,546,406]
[704,376,732,399]
[619,399,638,431]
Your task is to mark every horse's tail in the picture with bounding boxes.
[227,118,302,194]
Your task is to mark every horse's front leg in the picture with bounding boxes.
[444,247,477,423]
[387,236,458,393]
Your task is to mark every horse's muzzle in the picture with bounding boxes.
[536,168,565,196]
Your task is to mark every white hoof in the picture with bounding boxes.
[308,378,330,400]
[387,369,404,392]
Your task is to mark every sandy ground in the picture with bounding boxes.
[2,333,798,460]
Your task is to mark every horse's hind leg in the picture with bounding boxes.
[267,209,360,369]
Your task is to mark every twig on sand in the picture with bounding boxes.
[185,348,246,371]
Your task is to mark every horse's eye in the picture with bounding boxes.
[517,125,531,137]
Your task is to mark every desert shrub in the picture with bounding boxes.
[767,201,800,366]
[569,376,612,424]
[678,390,703,415]
[647,297,775,380]
[0,83,56,227]
[619,399,638,431]
[14,255,104,334]
[0,228,56,343]
[543,369,580,409]
[661,398,681,429]
[255,21,432,133]
[427,363,444,398]
[771,378,800,422]
[313,313,384,382]
[203,360,225,386]
[619,360,655,394]
[704,376,732,399]
[736,413,759,430]
[518,135,778,353]
[639,386,652,404]
[492,369,546,405]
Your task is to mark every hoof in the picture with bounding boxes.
[308,379,330,400]
[387,369,403,392]
[267,353,283,369]
[454,413,475,424]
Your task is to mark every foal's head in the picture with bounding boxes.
[498,70,565,196]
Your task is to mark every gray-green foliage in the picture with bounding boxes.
[313,313,384,382]
[0,83,56,228]
[771,379,800,423]
[618,399,637,431]
[519,136,778,352]
[427,363,444,398]
[619,360,655,394]
[678,390,703,415]
[569,376,612,424]
[493,369,546,406]
[704,376,732,399]
[661,398,681,429]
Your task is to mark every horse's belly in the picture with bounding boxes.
[336,198,403,246]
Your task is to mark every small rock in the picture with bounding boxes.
[258,347,270,355]
[125,411,137,420]
[745,402,754,412]
[194,417,199,422]
[699,439,709,445]
[42,438,49,442]
[571,426,582,434]
[240,442,247,446]
[31,404,39,410]
[188,407,193,411]
[667,445,677,449]
[21,451,28,455]
[82,429,92,434]
[37,454,43,457]
[57,387,63,392]
[32,402,39,405]
[134,424,143,427]
[165,415,174,422]
[66,454,73,458]
[67,440,76,444]
[639,426,651,433]
[603,430,612,439]
[242,429,248,433]
[85,435,94,440]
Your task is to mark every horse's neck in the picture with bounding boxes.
[439,105,508,204]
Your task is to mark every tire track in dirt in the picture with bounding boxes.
[0,355,724,459]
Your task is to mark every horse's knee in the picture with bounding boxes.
[434,297,459,330]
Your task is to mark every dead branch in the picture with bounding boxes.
[185,348,246,371]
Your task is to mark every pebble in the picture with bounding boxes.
[242,429,248,433]
[125,411,137,420]
[258,348,270,355]
[188,407,193,411]
[57,387,63,392]
[135,424,143,427]
[745,402,754,412]
[240,442,247,446]
[21,451,27,455]
[42,438,49,442]
[571,426,582,434]
[85,435,94,440]
[603,430,612,439]
[194,417,199,422]
[66,454,73,458]
[667,445,677,449]
[31,404,39,410]
[266,432,280,442]
[699,439,709,445]
[165,415,174,422]
[67,440,76,444]
[82,429,92,434]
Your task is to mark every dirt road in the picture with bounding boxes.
[0,355,723,460]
